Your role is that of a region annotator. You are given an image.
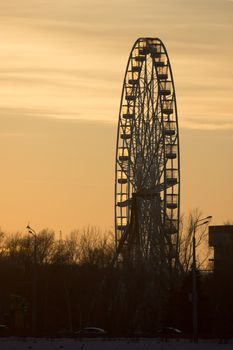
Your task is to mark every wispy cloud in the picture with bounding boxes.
[180,116,233,130]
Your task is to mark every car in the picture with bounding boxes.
[0,325,10,337]
[75,327,107,338]
[156,326,182,338]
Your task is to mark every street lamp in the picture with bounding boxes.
[192,216,212,343]
[26,225,37,337]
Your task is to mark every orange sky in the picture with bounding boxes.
[0,0,233,234]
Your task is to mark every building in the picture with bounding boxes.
[209,225,233,274]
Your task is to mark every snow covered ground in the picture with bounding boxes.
[0,338,232,350]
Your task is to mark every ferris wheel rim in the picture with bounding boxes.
[115,37,180,254]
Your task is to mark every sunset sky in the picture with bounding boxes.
[0,0,233,234]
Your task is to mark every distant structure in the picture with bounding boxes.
[209,225,233,274]
[114,37,180,279]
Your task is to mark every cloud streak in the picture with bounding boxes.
[180,120,233,130]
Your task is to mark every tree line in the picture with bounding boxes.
[0,211,232,337]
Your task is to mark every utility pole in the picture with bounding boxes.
[27,225,37,337]
[192,226,198,343]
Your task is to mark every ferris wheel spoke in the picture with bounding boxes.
[140,129,164,188]
[137,70,155,168]
[116,158,137,191]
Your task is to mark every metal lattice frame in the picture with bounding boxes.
[115,37,180,270]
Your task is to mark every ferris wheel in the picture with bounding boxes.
[115,38,180,269]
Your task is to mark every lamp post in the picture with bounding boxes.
[192,216,212,343]
[26,225,37,337]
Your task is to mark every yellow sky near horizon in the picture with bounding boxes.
[0,0,233,234]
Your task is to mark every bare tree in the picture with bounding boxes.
[4,229,55,265]
[77,226,114,267]
[178,209,212,274]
